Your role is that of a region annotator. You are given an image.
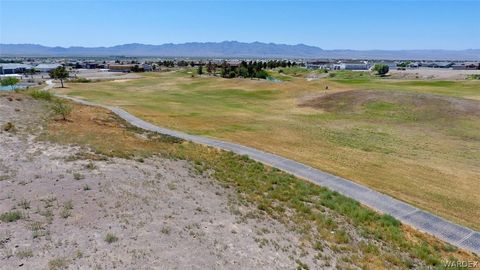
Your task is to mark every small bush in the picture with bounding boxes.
[60,201,73,219]
[73,172,84,180]
[48,257,69,270]
[18,199,30,209]
[64,200,74,210]
[16,248,33,258]
[29,90,53,100]
[60,208,71,219]
[104,232,118,243]
[0,211,22,222]
[2,122,15,132]
[51,99,73,121]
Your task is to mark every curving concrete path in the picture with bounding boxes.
[58,94,480,254]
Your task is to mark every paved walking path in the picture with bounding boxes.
[59,94,480,254]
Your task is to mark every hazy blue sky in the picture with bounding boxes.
[1,0,479,50]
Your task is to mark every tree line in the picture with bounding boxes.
[200,60,298,79]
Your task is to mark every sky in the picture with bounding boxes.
[0,0,479,50]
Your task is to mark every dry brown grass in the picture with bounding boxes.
[52,71,480,230]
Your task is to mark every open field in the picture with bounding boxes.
[2,92,478,269]
[53,69,480,231]
[388,68,480,80]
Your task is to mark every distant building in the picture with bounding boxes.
[85,63,98,69]
[449,62,479,70]
[0,64,32,74]
[306,60,331,70]
[142,63,152,72]
[333,63,369,70]
[36,63,62,72]
[0,74,23,79]
[452,64,466,70]
[422,62,453,68]
[465,62,480,70]
[108,64,139,72]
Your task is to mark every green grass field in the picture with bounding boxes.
[54,69,480,230]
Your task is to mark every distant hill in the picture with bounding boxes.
[1,41,479,60]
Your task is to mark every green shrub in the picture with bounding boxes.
[373,64,389,76]
[104,232,118,243]
[48,257,69,270]
[0,211,22,222]
[51,99,73,121]
[29,90,53,100]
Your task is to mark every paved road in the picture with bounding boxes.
[59,95,480,254]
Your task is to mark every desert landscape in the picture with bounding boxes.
[2,92,478,269]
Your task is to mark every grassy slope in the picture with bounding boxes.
[41,101,478,269]
[53,70,480,230]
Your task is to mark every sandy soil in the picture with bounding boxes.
[0,94,330,269]
[389,68,480,80]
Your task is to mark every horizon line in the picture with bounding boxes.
[1,42,478,51]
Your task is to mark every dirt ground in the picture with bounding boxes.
[0,95,332,269]
[300,89,480,116]
[389,68,480,80]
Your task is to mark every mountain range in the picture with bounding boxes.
[1,41,479,60]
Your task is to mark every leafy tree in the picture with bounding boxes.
[1,77,20,90]
[197,65,203,75]
[49,66,69,88]
[238,66,249,78]
[255,70,269,79]
[206,61,214,75]
[373,64,389,76]
[228,71,237,78]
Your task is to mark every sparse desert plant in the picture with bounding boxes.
[73,172,84,180]
[39,208,54,224]
[161,226,171,234]
[2,122,15,132]
[64,200,74,210]
[48,257,69,270]
[0,211,22,222]
[60,201,74,219]
[51,99,73,121]
[18,199,31,209]
[16,248,33,258]
[83,184,91,191]
[29,221,47,239]
[60,208,71,219]
[75,249,83,258]
[85,161,97,170]
[104,232,118,243]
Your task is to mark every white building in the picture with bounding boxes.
[0,64,32,74]
[35,63,62,73]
